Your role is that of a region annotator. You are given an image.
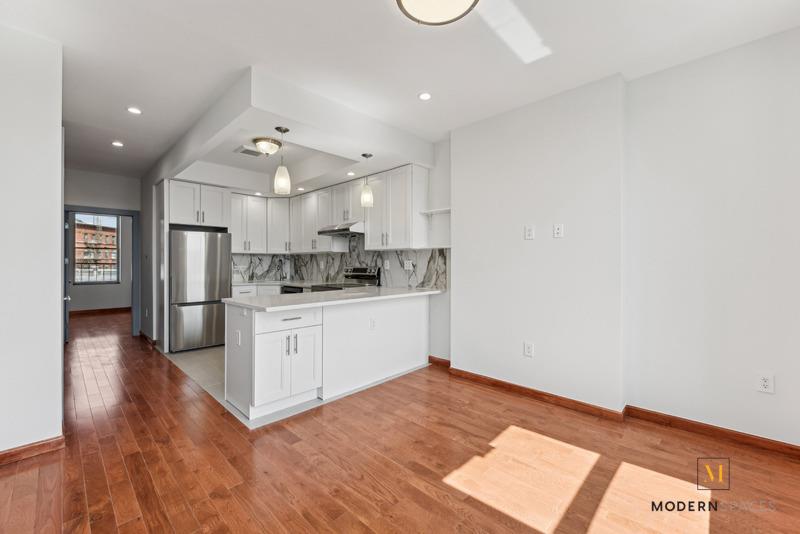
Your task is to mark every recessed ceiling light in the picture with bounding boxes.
[297,187,305,191]
[127,106,142,115]
[418,92,432,101]
[347,171,355,177]
[111,140,124,147]
[255,192,263,196]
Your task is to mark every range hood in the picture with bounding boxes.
[318,220,364,237]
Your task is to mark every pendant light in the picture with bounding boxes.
[396,0,479,26]
[273,127,291,195]
[360,153,374,208]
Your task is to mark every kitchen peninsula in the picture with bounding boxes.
[223,287,440,420]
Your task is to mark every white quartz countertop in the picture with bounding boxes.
[223,286,441,312]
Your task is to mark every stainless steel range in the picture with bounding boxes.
[280,267,381,294]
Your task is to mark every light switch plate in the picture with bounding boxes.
[553,224,565,238]
[524,225,535,240]
[404,260,414,271]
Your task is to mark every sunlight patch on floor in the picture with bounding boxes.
[443,425,599,533]
[587,462,710,534]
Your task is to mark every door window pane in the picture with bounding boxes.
[74,213,120,284]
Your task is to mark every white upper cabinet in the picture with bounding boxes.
[289,196,303,253]
[332,181,366,223]
[230,194,267,253]
[365,174,387,250]
[348,180,364,222]
[169,181,201,225]
[331,183,349,224]
[364,165,429,250]
[199,185,230,227]
[169,180,230,228]
[246,195,267,254]
[301,192,318,252]
[315,188,333,251]
[267,198,290,254]
[230,193,247,253]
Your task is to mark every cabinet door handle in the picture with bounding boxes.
[196,210,200,222]
[286,335,291,356]
[281,316,302,322]
[293,333,298,354]
[239,290,252,294]
[202,211,205,223]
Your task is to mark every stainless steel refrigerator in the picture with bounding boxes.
[169,230,231,352]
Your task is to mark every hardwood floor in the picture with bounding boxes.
[1,309,799,533]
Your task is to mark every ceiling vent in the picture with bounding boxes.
[234,145,263,157]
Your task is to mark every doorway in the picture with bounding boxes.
[64,205,141,340]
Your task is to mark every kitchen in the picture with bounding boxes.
[160,129,450,425]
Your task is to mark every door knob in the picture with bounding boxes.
[64,296,71,301]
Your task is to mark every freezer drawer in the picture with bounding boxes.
[170,302,225,352]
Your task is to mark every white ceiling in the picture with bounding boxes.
[202,130,324,175]
[2,0,800,178]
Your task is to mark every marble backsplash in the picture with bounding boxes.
[232,236,448,290]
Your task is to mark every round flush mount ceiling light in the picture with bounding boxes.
[397,0,479,25]
[127,106,142,115]
[253,137,282,155]
[111,140,124,147]
[297,187,305,191]
[347,171,355,177]
[418,92,432,101]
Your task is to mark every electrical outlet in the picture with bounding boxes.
[145,308,149,318]
[757,375,775,394]
[553,224,565,238]
[369,318,376,331]
[384,259,391,269]
[523,342,534,358]
[404,260,414,271]
[524,225,535,240]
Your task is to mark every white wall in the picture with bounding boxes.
[70,216,133,311]
[429,140,451,359]
[0,25,63,451]
[65,168,141,211]
[451,76,626,411]
[625,28,800,445]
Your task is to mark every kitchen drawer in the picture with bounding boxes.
[257,285,281,297]
[255,307,322,334]
[233,285,257,298]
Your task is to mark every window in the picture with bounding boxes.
[74,213,120,284]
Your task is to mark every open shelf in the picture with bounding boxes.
[419,207,451,216]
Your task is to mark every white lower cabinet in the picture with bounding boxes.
[254,325,322,406]
[256,285,281,297]
[253,331,291,405]
[232,285,256,298]
[226,305,323,419]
